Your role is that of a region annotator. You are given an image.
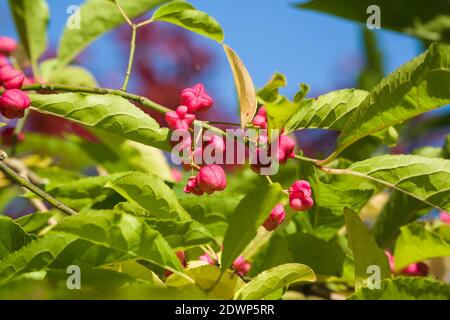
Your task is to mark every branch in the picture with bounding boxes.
[0,151,77,216]
[19,84,320,163]
[122,24,137,91]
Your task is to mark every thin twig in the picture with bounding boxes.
[122,24,137,91]
[0,151,77,216]
[114,0,133,26]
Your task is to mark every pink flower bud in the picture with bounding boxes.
[402,262,429,277]
[199,253,215,265]
[176,251,187,268]
[252,107,267,129]
[180,83,213,112]
[0,36,17,55]
[0,65,25,89]
[183,176,204,196]
[277,135,296,163]
[205,134,226,154]
[263,204,286,231]
[170,168,183,183]
[0,55,9,68]
[0,89,30,119]
[1,127,25,146]
[385,251,429,276]
[196,164,227,194]
[165,105,195,130]
[288,180,314,211]
[232,255,251,277]
[440,211,450,224]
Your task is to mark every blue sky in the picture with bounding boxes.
[0,0,422,105]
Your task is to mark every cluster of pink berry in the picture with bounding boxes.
[262,180,314,232]
[250,106,296,173]
[199,252,251,277]
[0,36,31,119]
[165,84,228,196]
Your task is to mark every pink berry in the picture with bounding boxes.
[288,180,314,211]
[277,135,296,163]
[0,55,9,68]
[263,204,286,231]
[440,211,450,224]
[199,253,215,265]
[170,168,183,183]
[232,255,251,277]
[0,36,17,55]
[0,65,25,89]
[402,263,429,277]
[0,89,30,119]
[165,105,195,130]
[180,83,213,113]
[183,176,204,196]
[384,251,428,276]
[252,107,267,129]
[196,164,227,194]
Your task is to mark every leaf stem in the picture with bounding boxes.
[122,24,137,92]
[0,150,77,216]
[114,0,133,26]
[265,175,274,185]
[293,154,318,163]
[136,18,153,28]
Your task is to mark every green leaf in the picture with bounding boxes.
[122,140,175,182]
[286,233,345,277]
[40,60,98,87]
[223,44,257,127]
[234,263,316,300]
[344,208,391,290]
[221,183,282,273]
[372,192,429,248]
[0,233,78,284]
[358,28,384,91]
[15,133,93,170]
[54,210,183,273]
[8,0,49,70]
[57,0,171,70]
[328,43,450,161]
[350,277,450,300]
[265,96,300,131]
[47,173,128,210]
[180,193,243,241]
[347,155,450,211]
[0,216,34,260]
[297,0,450,43]
[15,213,53,234]
[166,264,244,299]
[151,1,224,42]
[103,261,165,287]
[106,172,191,221]
[143,217,215,250]
[394,223,450,271]
[29,93,170,150]
[257,72,287,103]
[285,89,369,132]
[46,266,139,290]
